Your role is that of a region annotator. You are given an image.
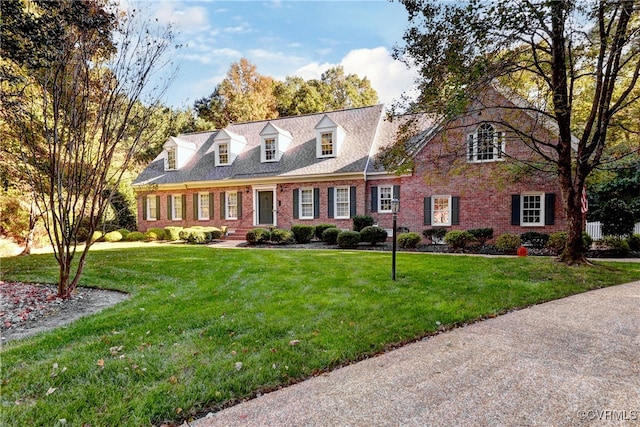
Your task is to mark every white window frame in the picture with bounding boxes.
[146,195,157,221]
[198,193,210,220]
[432,195,452,226]
[299,188,314,220]
[226,192,238,220]
[218,143,229,165]
[171,194,182,220]
[320,131,334,157]
[166,147,176,170]
[262,137,277,162]
[378,185,393,213]
[467,124,504,163]
[521,192,545,227]
[334,186,350,219]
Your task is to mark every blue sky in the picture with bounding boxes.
[145,1,417,109]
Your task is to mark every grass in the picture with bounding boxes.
[1,245,638,426]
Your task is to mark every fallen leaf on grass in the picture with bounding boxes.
[96,359,104,368]
[169,375,178,384]
[289,340,300,346]
[46,387,57,395]
[235,362,243,371]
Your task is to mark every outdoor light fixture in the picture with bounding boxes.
[391,198,399,280]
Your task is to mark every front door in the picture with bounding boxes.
[258,190,274,225]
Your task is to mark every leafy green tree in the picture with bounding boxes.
[391,0,640,265]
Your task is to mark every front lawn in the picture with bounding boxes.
[1,246,638,426]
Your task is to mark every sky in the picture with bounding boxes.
[144,0,418,109]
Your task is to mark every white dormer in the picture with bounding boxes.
[315,115,345,159]
[163,137,197,171]
[213,129,247,166]
[259,122,292,163]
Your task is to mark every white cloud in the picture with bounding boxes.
[154,2,209,32]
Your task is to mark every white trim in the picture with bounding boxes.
[165,147,176,171]
[432,195,452,226]
[334,186,350,219]
[378,185,393,213]
[146,195,157,221]
[467,124,505,163]
[171,194,182,221]
[226,191,238,220]
[217,142,230,166]
[317,131,336,158]
[299,187,314,220]
[520,192,545,227]
[198,192,210,221]
[261,137,277,163]
[252,185,277,227]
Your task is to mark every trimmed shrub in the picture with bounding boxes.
[270,228,294,244]
[352,215,374,232]
[91,231,104,242]
[596,236,630,256]
[187,230,207,244]
[146,227,166,241]
[291,224,315,243]
[468,228,494,245]
[178,227,221,243]
[627,234,640,252]
[125,231,146,242]
[246,228,270,245]
[520,231,550,249]
[164,226,183,241]
[103,231,123,242]
[314,224,336,240]
[422,228,447,244]
[495,233,521,254]
[547,232,567,254]
[397,232,422,249]
[360,226,388,246]
[322,227,340,245]
[116,228,130,238]
[444,230,473,250]
[337,230,360,248]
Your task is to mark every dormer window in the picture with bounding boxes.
[163,137,196,171]
[467,124,504,162]
[212,129,246,166]
[260,122,292,163]
[166,147,176,170]
[218,143,229,165]
[264,138,276,161]
[315,115,345,159]
[321,132,334,156]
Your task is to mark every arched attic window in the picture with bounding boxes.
[467,123,504,162]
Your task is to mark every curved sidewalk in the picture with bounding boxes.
[190,281,640,427]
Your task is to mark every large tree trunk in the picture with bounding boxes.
[558,182,588,265]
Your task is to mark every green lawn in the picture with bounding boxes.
[1,245,638,426]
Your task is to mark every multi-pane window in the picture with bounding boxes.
[166,147,176,170]
[226,192,238,220]
[521,194,543,226]
[199,193,209,220]
[218,143,229,165]
[467,124,504,162]
[335,187,350,218]
[321,132,334,156]
[300,188,314,219]
[264,138,276,161]
[172,195,182,220]
[378,186,393,212]
[147,195,157,220]
[432,196,451,226]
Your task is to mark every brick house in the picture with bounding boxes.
[133,87,566,239]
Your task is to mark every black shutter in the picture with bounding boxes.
[313,188,320,219]
[293,189,299,219]
[155,196,161,220]
[511,195,520,225]
[350,186,357,217]
[328,187,334,218]
[220,192,225,220]
[181,195,186,219]
[142,196,148,220]
[371,186,378,213]
[193,194,199,220]
[423,197,431,225]
[452,196,460,225]
[237,192,242,218]
[167,195,172,219]
[209,193,214,219]
[545,193,555,225]
[393,185,400,200]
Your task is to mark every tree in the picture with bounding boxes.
[392,0,640,264]
[1,0,177,297]
[317,66,379,111]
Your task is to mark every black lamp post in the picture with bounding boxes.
[391,198,399,281]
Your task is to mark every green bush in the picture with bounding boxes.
[178,227,221,243]
[314,224,336,240]
[337,230,360,248]
[495,233,521,254]
[582,231,594,249]
[352,215,374,232]
[116,228,130,238]
[91,231,104,243]
[627,234,640,252]
[187,230,208,244]
[601,198,635,237]
[322,227,341,245]
[103,231,123,242]
[596,236,630,255]
[467,228,494,245]
[397,232,422,249]
[547,232,567,254]
[164,226,183,241]
[291,224,315,244]
[124,231,146,242]
[270,228,294,244]
[360,226,388,245]
[76,227,89,243]
[422,228,447,244]
[246,228,270,245]
[520,231,550,249]
[145,227,166,241]
[444,230,473,250]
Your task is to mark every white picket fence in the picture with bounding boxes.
[585,221,640,240]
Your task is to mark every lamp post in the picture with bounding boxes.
[391,198,399,281]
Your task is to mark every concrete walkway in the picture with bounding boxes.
[189,280,640,427]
